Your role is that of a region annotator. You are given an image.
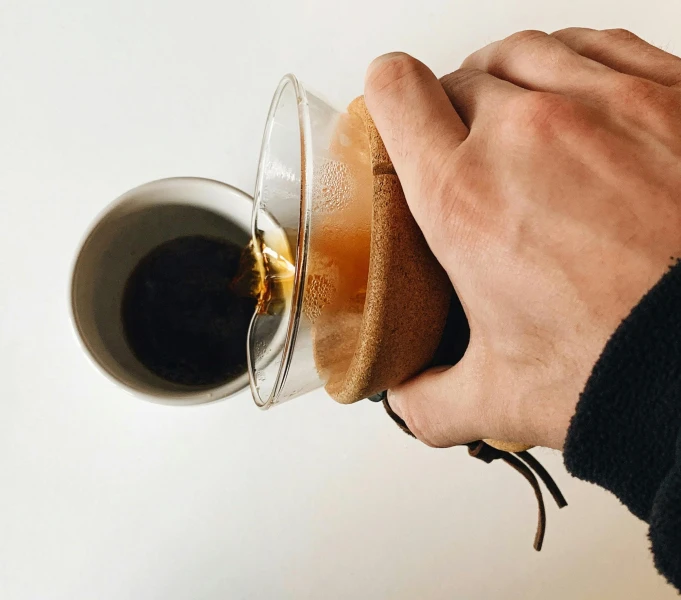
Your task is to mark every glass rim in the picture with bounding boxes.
[248,74,313,409]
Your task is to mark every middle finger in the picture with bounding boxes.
[462,30,618,99]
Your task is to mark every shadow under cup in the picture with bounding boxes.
[71,178,256,404]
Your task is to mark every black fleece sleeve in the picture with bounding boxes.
[564,260,681,592]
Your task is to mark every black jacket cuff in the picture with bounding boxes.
[564,260,681,590]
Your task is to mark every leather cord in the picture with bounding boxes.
[516,450,568,510]
[376,394,568,551]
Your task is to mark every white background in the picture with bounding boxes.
[1,1,680,598]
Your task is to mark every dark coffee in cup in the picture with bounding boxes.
[71,178,258,404]
[121,235,256,388]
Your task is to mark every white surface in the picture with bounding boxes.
[1,1,679,598]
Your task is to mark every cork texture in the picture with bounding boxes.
[327,97,532,454]
[483,440,532,453]
[327,97,451,404]
[347,97,393,175]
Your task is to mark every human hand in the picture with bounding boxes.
[364,29,681,450]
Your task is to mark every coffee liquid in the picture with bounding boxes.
[122,235,257,387]
[303,113,373,396]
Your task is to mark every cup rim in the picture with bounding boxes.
[69,176,255,406]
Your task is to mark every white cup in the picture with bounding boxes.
[70,177,255,405]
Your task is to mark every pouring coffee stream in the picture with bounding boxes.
[230,238,295,316]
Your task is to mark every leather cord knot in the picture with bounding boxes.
[376,393,568,551]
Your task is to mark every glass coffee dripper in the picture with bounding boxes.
[69,73,375,409]
[248,74,374,409]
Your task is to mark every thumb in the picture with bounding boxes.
[364,52,468,241]
[387,359,489,448]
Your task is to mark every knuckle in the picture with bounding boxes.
[497,30,549,57]
[365,53,427,103]
[440,67,484,89]
[601,28,637,42]
[614,74,658,102]
[411,420,444,448]
[462,30,549,72]
[505,29,549,48]
[569,29,639,65]
[551,26,584,40]
[489,30,553,75]
[439,68,486,117]
[399,395,443,448]
[550,27,595,51]
[612,75,681,124]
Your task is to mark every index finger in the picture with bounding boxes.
[364,53,468,231]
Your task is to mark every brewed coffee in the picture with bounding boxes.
[121,235,256,387]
